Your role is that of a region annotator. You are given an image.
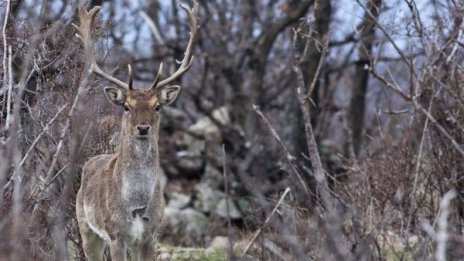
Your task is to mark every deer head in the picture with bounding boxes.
[73,2,198,138]
[103,84,180,138]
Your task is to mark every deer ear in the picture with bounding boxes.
[158,85,180,105]
[104,86,126,106]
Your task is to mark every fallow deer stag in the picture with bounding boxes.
[74,2,198,260]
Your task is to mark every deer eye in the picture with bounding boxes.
[154,104,161,112]
[123,105,130,112]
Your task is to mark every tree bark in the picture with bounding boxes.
[239,0,313,140]
[284,0,332,164]
[348,0,381,155]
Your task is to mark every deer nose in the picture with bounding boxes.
[136,125,150,135]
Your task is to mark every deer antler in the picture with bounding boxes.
[152,1,199,90]
[151,62,164,89]
[127,64,133,90]
[73,6,132,90]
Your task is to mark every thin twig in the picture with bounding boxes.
[421,190,457,261]
[222,143,234,258]
[32,20,96,213]
[253,105,310,195]
[405,91,433,245]
[240,187,291,258]
[6,46,13,130]
[446,29,462,64]
[405,0,429,57]
[293,25,354,260]
[354,0,414,75]
[1,0,11,97]
[307,35,329,97]
[139,10,166,45]
[435,190,456,261]
[3,104,67,190]
[292,29,333,210]
[32,84,90,214]
[222,145,231,227]
[263,239,294,261]
[370,65,464,157]
[412,99,464,157]
[4,2,51,257]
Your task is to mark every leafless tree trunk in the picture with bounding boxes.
[284,0,332,172]
[238,0,313,140]
[348,0,381,155]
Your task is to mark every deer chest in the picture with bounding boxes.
[121,168,156,205]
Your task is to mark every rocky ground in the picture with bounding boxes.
[81,106,425,261]
[157,107,250,246]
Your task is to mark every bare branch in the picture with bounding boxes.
[370,65,464,157]
[253,105,310,195]
[5,46,13,130]
[354,0,414,74]
[292,29,333,209]
[307,35,329,100]
[446,29,462,64]
[240,187,292,258]
[1,0,11,97]
[139,10,166,46]
[436,190,456,261]
[3,104,67,190]
[404,86,434,242]
[422,190,457,261]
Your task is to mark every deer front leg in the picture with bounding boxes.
[139,238,156,261]
[109,239,128,261]
[128,243,143,261]
[78,222,105,261]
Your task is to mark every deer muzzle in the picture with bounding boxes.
[136,124,151,136]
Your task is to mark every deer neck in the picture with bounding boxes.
[115,127,160,207]
[116,128,159,172]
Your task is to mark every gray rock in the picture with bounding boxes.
[162,106,187,120]
[188,107,230,142]
[204,236,232,257]
[202,163,223,188]
[176,155,203,173]
[175,137,205,173]
[178,134,205,157]
[167,191,192,210]
[214,198,242,219]
[204,141,224,167]
[236,198,252,216]
[194,183,224,213]
[164,207,208,238]
[182,208,209,235]
[159,168,168,191]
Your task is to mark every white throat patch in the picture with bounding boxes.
[130,216,144,243]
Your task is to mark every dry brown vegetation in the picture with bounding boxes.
[1,0,464,260]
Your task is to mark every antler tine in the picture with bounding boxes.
[150,62,164,90]
[127,64,133,90]
[153,0,199,90]
[73,6,129,90]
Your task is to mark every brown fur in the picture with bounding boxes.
[74,3,195,259]
[76,87,178,261]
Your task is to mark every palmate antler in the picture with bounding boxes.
[73,1,199,91]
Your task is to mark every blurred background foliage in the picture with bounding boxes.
[1,0,464,260]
